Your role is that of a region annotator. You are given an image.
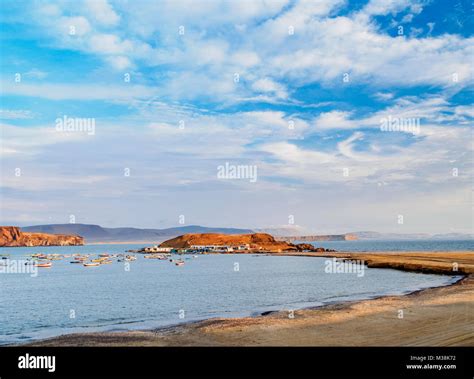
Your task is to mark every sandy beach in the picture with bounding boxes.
[23,251,474,347]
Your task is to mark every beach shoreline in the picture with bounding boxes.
[17,251,474,347]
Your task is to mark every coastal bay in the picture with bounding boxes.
[17,251,474,347]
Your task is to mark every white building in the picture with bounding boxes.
[190,245,234,252]
[154,247,173,252]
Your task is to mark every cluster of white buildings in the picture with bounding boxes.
[143,246,173,253]
[189,244,250,253]
[141,244,252,254]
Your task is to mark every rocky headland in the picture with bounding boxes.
[158,232,334,252]
[0,226,84,247]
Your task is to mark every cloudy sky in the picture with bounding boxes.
[0,0,472,234]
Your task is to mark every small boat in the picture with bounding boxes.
[91,258,105,263]
[175,261,185,266]
[35,262,52,268]
[83,262,100,267]
[70,261,82,264]
[99,253,110,257]
[144,254,167,259]
[101,260,113,264]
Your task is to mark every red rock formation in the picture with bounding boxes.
[294,243,316,251]
[160,233,295,251]
[0,226,84,247]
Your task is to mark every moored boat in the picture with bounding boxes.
[35,262,52,268]
[83,262,100,267]
[91,258,105,263]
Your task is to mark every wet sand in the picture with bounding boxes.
[23,251,474,347]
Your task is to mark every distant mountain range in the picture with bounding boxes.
[350,231,473,241]
[21,224,253,244]
[18,224,473,244]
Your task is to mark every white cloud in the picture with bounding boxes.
[0,109,33,120]
[84,0,120,26]
[315,111,356,130]
[252,78,288,99]
[88,34,133,55]
[58,16,91,36]
[361,0,419,17]
[0,123,91,157]
[0,81,156,100]
[22,0,473,101]
[105,55,133,70]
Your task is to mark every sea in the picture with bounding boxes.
[0,239,471,345]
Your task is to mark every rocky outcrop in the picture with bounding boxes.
[160,233,295,251]
[293,243,335,252]
[0,226,84,247]
[159,233,336,253]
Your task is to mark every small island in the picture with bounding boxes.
[135,232,336,254]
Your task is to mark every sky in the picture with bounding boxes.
[0,0,473,234]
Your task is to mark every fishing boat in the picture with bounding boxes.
[35,255,48,260]
[144,254,166,259]
[35,262,52,268]
[83,262,100,267]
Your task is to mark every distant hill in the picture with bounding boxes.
[18,224,473,244]
[276,234,357,242]
[351,231,473,240]
[21,224,253,244]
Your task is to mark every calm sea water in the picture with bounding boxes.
[0,242,465,345]
[308,239,474,252]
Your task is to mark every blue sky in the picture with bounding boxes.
[0,0,473,234]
